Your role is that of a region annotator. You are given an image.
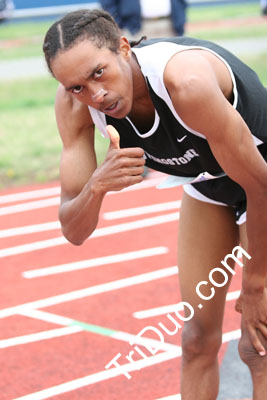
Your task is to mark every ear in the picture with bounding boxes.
[119,36,131,60]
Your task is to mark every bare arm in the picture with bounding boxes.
[164,50,267,353]
[55,85,145,245]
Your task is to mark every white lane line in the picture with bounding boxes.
[222,329,241,343]
[103,201,181,220]
[19,309,73,326]
[0,175,167,215]
[0,221,61,238]
[0,326,82,349]
[0,237,68,258]
[22,247,168,278]
[0,266,178,318]
[133,290,240,319]
[0,197,60,216]
[134,302,183,319]
[226,290,241,301]
[112,331,178,352]
[0,201,180,239]
[0,212,179,258]
[13,350,181,400]
[0,322,177,351]
[156,395,181,400]
[3,309,178,352]
[0,174,160,206]
[0,187,60,205]
[12,328,241,400]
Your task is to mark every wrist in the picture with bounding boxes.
[88,173,107,197]
[242,271,266,295]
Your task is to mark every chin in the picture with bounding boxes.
[118,101,132,119]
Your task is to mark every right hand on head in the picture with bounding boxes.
[91,125,145,193]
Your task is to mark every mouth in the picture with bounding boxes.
[103,101,119,114]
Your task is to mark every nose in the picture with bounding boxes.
[91,88,108,103]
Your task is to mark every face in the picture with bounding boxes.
[51,38,134,119]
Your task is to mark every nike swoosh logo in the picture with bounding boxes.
[177,135,187,143]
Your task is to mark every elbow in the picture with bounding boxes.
[60,217,97,246]
[58,205,86,246]
[61,225,85,246]
[68,236,85,247]
[58,203,98,245]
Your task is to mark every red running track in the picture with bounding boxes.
[0,172,248,400]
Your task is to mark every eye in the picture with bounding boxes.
[72,86,83,94]
[94,68,104,79]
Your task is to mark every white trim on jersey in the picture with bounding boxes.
[89,106,108,138]
[132,42,238,140]
[126,110,160,138]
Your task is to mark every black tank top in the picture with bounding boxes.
[89,37,267,180]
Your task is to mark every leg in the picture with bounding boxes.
[178,192,239,400]
[238,223,267,399]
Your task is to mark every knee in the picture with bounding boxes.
[181,321,222,363]
[238,329,267,373]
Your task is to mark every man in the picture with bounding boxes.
[43,9,267,399]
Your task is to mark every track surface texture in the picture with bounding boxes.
[0,172,252,400]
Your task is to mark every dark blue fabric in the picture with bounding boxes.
[100,0,141,34]
[170,0,187,35]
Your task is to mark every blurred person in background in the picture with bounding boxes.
[100,0,142,35]
[170,0,187,36]
[0,0,14,21]
[260,0,267,15]
[140,0,187,36]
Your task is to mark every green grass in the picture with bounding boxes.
[187,2,260,22]
[241,52,267,86]
[0,106,61,187]
[0,77,109,189]
[0,76,58,110]
[190,25,267,41]
[0,20,52,39]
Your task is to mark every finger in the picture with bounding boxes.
[106,125,120,150]
[257,322,267,341]
[116,156,145,168]
[247,326,266,356]
[118,148,145,158]
[235,301,242,314]
[123,166,145,176]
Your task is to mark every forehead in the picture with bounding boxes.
[51,40,115,85]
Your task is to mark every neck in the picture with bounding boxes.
[128,51,153,116]
[130,51,149,100]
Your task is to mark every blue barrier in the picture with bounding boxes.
[13,0,257,9]
[13,0,96,9]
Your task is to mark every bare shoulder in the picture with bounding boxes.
[55,84,94,145]
[163,49,231,99]
[162,49,236,139]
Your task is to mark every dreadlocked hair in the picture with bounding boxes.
[129,36,147,48]
[43,9,121,74]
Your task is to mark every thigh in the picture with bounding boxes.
[178,191,239,331]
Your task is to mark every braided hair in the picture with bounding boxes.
[43,9,121,74]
